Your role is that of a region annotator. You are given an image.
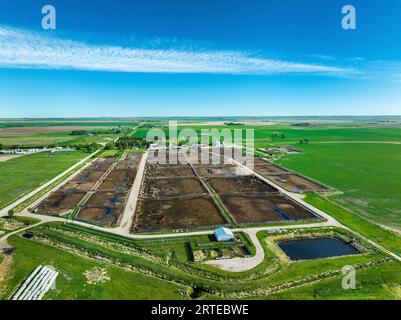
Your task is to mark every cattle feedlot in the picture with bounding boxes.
[2,0,401,309]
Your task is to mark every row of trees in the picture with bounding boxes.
[70,127,127,136]
[75,143,102,153]
[299,139,310,144]
[113,136,151,150]
[271,133,285,140]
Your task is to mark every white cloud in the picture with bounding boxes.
[0,26,353,76]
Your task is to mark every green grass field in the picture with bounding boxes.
[251,126,401,146]
[276,143,401,231]
[0,236,186,300]
[0,131,118,147]
[133,124,401,146]
[0,151,87,209]
[264,261,401,300]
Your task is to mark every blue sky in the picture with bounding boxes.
[0,0,400,117]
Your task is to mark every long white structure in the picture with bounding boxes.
[12,265,59,300]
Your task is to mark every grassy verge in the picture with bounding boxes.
[264,261,401,300]
[1,236,187,300]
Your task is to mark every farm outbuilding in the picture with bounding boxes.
[214,227,235,242]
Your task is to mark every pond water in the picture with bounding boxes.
[278,237,360,260]
[22,233,34,239]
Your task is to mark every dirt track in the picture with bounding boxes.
[0,155,20,163]
[0,253,13,296]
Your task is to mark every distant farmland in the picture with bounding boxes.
[132,125,401,146]
[0,121,140,147]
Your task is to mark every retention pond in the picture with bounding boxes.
[278,237,360,260]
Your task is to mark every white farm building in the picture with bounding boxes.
[214,227,235,242]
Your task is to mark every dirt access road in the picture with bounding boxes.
[114,152,147,234]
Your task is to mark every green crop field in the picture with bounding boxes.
[0,131,119,147]
[0,120,140,147]
[132,123,401,146]
[276,143,401,231]
[250,126,401,147]
[0,151,87,209]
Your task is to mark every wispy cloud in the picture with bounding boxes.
[0,25,355,76]
[1,25,399,81]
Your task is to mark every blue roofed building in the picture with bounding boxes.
[214,227,235,242]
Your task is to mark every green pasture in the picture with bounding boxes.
[132,125,401,147]
[0,131,118,147]
[277,143,401,230]
[0,151,87,209]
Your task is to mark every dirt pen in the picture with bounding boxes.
[35,191,86,216]
[75,153,143,226]
[35,153,143,225]
[74,170,105,182]
[133,151,232,232]
[77,207,123,226]
[254,163,289,175]
[98,179,131,191]
[84,191,128,207]
[220,194,318,225]
[146,164,195,178]
[251,158,329,193]
[143,177,207,199]
[267,173,328,193]
[106,169,136,181]
[34,157,114,216]
[196,164,249,177]
[60,181,96,193]
[114,161,137,170]
[206,176,278,194]
[133,196,227,232]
